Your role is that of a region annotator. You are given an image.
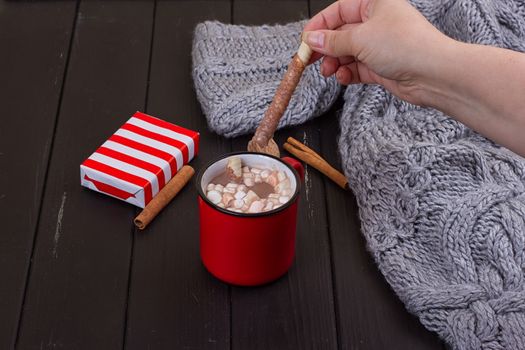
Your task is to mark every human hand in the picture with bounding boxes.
[303,0,453,105]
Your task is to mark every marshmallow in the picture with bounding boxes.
[275,179,291,193]
[237,185,247,192]
[279,196,290,204]
[244,177,255,187]
[243,190,259,206]
[248,200,264,213]
[281,189,292,196]
[243,172,254,179]
[217,203,225,208]
[207,183,215,192]
[260,170,270,179]
[235,191,246,200]
[254,175,262,183]
[214,184,224,192]
[227,156,242,180]
[226,183,238,189]
[222,192,234,207]
[251,168,262,174]
[233,199,244,209]
[242,166,250,173]
[277,171,286,182]
[269,198,280,205]
[264,202,274,211]
[206,190,222,205]
[266,172,279,187]
[223,187,236,194]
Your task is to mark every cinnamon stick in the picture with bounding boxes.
[248,42,313,154]
[283,137,349,190]
[134,165,195,230]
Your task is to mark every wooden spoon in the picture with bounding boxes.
[247,42,313,157]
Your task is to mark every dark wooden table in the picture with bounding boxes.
[1,1,447,349]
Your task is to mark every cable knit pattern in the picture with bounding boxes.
[192,1,525,349]
[192,21,340,137]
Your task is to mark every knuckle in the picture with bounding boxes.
[326,32,339,55]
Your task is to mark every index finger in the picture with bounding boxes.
[303,0,365,32]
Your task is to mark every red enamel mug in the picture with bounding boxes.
[197,152,304,286]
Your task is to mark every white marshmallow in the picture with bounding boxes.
[227,156,242,179]
[237,185,247,192]
[244,177,255,187]
[214,184,224,192]
[270,198,280,205]
[264,202,274,211]
[206,190,222,205]
[226,183,238,189]
[248,200,264,213]
[277,171,286,182]
[279,196,290,204]
[233,199,244,209]
[254,175,262,183]
[243,190,259,206]
[275,179,291,193]
[281,189,292,196]
[251,168,262,174]
[243,172,254,179]
[242,166,250,173]
[260,170,270,179]
[268,193,280,199]
[222,193,234,207]
[206,183,215,191]
[223,187,236,194]
[266,172,279,187]
[234,191,246,199]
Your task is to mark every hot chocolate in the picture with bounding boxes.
[205,156,293,214]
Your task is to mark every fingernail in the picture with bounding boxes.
[336,69,343,81]
[336,69,349,84]
[303,31,324,48]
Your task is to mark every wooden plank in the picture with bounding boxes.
[15,2,154,349]
[124,1,232,349]
[231,1,338,349]
[0,1,77,348]
[233,0,309,24]
[309,0,333,15]
[311,0,446,343]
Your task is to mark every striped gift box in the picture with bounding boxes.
[80,111,199,208]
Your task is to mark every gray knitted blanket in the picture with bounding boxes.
[192,1,525,349]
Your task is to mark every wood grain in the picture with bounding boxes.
[15,2,153,349]
[309,0,334,15]
[0,1,77,348]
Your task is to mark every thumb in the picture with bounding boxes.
[302,29,357,58]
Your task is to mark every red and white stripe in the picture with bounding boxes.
[80,112,199,208]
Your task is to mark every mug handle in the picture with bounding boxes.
[281,157,305,182]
